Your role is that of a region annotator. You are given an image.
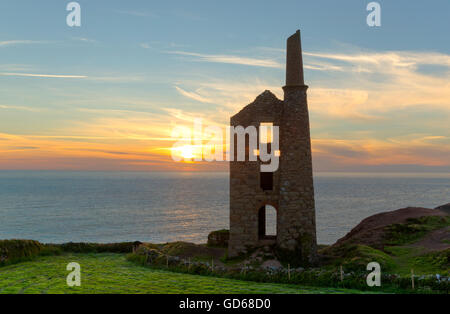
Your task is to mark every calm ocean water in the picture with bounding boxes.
[0,171,449,245]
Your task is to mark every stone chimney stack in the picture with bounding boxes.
[285,30,305,87]
[278,30,317,265]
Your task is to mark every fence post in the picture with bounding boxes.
[411,269,415,289]
[288,264,291,280]
[340,265,344,282]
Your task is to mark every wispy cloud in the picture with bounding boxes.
[304,51,450,72]
[0,64,34,71]
[71,37,97,43]
[0,72,87,79]
[169,48,450,122]
[86,75,144,82]
[141,42,189,50]
[304,62,343,71]
[173,78,282,114]
[300,50,450,118]
[168,51,283,68]
[140,43,151,49]
[308,88,378,120]
[168,49,355,72]
[313,136,450,168]
[0,104,41,112]
[1,39,448,171]
[175,86,213,103]
[114,10,157,18]
[0,40,46,47]
[0,70,144,82]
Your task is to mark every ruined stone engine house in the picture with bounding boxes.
[228,30,317,264]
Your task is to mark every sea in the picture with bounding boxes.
[0,171,449,245]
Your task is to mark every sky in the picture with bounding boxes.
[0,0,449,172]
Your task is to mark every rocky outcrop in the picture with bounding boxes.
[331,207,448,249]
[435,203,450,214]
[207,230,229,248]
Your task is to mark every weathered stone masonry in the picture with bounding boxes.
[228,30,317,265]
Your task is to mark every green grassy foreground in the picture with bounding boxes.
[0,253,370,294]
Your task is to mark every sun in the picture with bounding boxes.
[170,145,201,161]
[179,145,196,159]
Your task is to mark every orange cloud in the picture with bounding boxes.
[1,49,449,172]
[312,136,450,168]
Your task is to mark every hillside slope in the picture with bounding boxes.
[332,207,448,249]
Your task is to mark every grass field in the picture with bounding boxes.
[0,253,370,294]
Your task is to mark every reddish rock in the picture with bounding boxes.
[333,207,448,249]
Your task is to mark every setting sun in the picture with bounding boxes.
[179,145,196,159]
[171,145,202,161]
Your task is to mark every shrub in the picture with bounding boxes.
[413,249,449,275]
[57,242,136,253]
[39,244,63,256]
[207,230,229,248]
[0,239,43,266]
[321,244,395,272]
[384,216,450,245]
[126,253,148,266]
[127,247,449,293]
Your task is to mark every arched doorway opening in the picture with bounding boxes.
[258,204,277,240]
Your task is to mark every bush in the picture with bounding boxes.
[39,244,63,256]
[321,244,395,272]
[0,240,140,266]
[384,216,450,245]
[0,239,43,266]
[57,242,136,253]
[127,246,449,293]
[126,253,148,266]
[413,249,449,275]
[207,230,229,247]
